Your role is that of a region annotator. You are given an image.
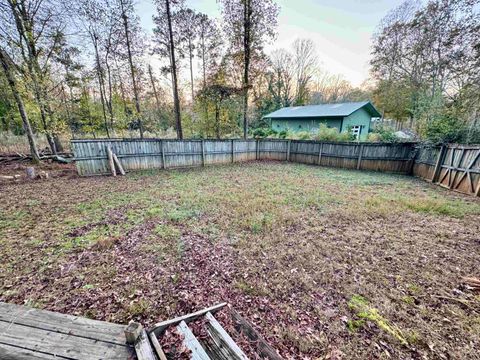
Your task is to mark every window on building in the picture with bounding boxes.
[351,125,361,139]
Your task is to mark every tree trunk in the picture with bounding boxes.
[148,64,161,111]
[201,34,207,90]
[121,0,143,138]
[115,59,130,117]
[242,0,252,139]
[188,37,194,103]
[92,34,110,138]
[0,49,40,162]
[105,60,115,129]
[166,0,183,139]
[215,103,220,139]
[61,82,74,137]
[8,0,57,154]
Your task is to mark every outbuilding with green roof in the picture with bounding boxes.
[264,101,381,140]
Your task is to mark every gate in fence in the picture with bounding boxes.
[414,144,480,196]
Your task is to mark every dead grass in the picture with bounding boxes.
[0,161,479,359]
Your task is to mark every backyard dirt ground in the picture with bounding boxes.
[1,161,479,359]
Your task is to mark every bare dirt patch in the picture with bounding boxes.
[1,161,479,359]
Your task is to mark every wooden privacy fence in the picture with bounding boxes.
[258,140,416,173]
[413,144,480,196]
[72,138,416,176]
[72,139,257,176]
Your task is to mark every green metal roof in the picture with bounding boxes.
[263,101,382,119]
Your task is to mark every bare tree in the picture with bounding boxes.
[177,8,198,103]
[0,47,40,161]
[75,0,112,137]
[269,49,294,107]
[148,64,161,112]
[196,14,222,91]
[220,0,279,138]
[119,0,144,137]
[154,0,183,139]
[292,39,317,105]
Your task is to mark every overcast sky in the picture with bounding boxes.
[136,0,405,87]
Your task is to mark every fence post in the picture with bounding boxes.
[318,142,323,166]
[201,139,205,167]
[432,145,447,183]
[286,140,291,162]
[256,139,259,160]
[161,140,166,169]
[356,143,364,170]
[231,139,235,163]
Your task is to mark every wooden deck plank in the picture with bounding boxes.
[0,343,58,360]
[0,302,127,345]
[134,329,157,360]
[0,321,132,359]
[205,312,248,360]
[149,332,168,360]
[230,309,282,360]
[176,321,210,360]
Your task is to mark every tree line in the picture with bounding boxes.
[371,0,480,143]
[0,0,479,161]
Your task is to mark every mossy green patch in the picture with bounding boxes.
[348,295,408,346]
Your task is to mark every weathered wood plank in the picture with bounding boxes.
[0,344,56,360]
[0,321,132,359]
[149,332,168,360]
[356,143,364,170]
[112,152,126,175]
[205,312,248,360]
[176,321,210,360]
[149,303,227,336]
[0,302,127,345]
[107,146,116,176]
[230,309,282,360]
[135,329,157,360]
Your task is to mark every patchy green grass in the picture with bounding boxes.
[0,161,479,359]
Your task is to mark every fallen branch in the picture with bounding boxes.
[462,277,480,293]
[0,152,73,164]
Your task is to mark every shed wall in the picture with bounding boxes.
[271,117,342,132]
[343,108,372,140]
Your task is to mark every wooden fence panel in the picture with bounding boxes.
[412,146,439,181]
[72,139,165,176]
[318,142,359,169]
[258,140,288,161]
[234,140,257,162]
[360,143,415,173]
[289,141,321,165]
[164,140,202,169]
[413,144,480,196]
[205,140,232,165]
[436,146,480,194]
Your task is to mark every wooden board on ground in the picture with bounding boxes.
[205,312,248,360]
[176,320,210,360]
[0,301,134,360]
[230,309,282,360]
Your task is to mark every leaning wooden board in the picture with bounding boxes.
[0,302,134,359]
